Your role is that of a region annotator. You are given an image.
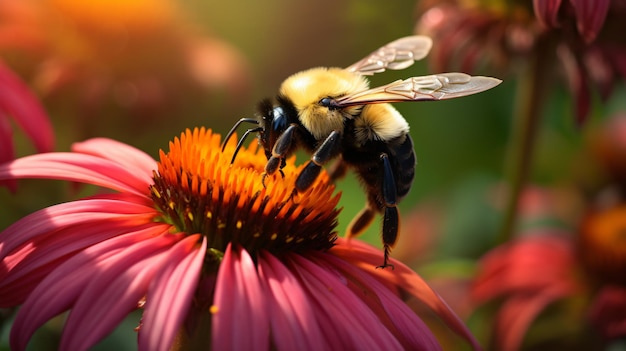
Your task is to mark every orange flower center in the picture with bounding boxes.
[150,127,341,261]
[580,205,626,285]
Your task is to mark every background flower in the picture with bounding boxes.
[470,202,626,350]
[0,59,53,191]
[415,0,626,124]
[413,112,626,350]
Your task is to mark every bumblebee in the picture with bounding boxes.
[223,36,501,268]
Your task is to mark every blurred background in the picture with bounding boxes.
[0,0,515,250]
[1,0,626,350]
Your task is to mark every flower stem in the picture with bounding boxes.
[497,35,555,244]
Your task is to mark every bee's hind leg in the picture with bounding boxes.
[346,153,399,270]
[377,153,399,270]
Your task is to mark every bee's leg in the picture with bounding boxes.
[327,157,348,181]
[377,153,398,270]
[263,124,298,186]
[221,118,259,149]
[295,130,342,192]
[229,126,263,164]
[347,203,376,238]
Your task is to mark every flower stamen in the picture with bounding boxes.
[149,127,341,259]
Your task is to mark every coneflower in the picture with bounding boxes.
[0,127,479,351]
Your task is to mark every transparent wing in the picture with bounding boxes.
[333,73,502,107]
[345,36,433,76]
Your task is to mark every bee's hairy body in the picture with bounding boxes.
[279,67,410,144]
[279,66,414,201]
[223,36,502,268]
[251,67,414,268]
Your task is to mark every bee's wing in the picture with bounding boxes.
[345,36,433,76]
[333,73,502,106]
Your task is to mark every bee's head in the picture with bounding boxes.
[279,67,368,140]
[253,99,285,159]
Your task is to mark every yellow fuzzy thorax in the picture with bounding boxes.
[279,67,369,139]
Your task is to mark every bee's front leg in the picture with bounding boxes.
[263,124,298,186]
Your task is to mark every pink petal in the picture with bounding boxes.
[331,238,481,351]
[257,251,325,351]
[290,253,404,351]
[430,13,476,72]
[0,152,154,196]
[313,251,442,350]
[60,233,184,351]
[558,44,591,125]
[569,0,609,43]
[0,220,173,306]
[71,138,157,184]
[460,38,487,74]
[211,245,269,351]
[584,46,614,100]
[139,235,206,351]
[533,0,563,28]
[0,196,157,261]
[9,226,173,351]
[472,235,575,302]
[494,283,576,351]
[0,60,54,154]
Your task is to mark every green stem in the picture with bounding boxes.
[496,36,554,245]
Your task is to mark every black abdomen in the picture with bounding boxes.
[389,134,415,199]
[342,133,416,210]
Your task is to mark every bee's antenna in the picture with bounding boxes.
[230,126,263,164]
[221,118,259,152]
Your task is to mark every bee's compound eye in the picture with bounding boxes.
[319,97,337,109]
